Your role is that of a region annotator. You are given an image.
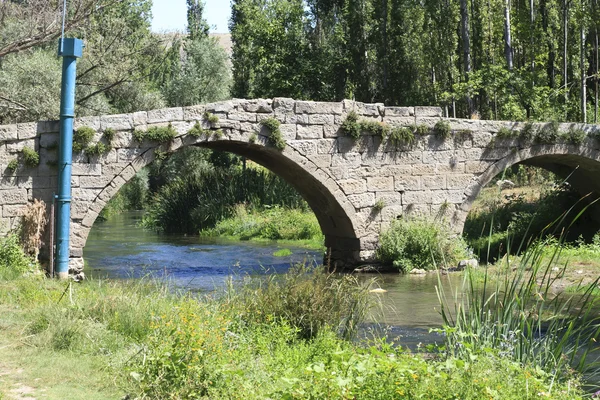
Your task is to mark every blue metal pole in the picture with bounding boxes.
[56,38,83,279]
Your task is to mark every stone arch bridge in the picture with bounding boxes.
[1,98,599,272]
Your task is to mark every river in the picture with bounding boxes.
[84,212,463,347]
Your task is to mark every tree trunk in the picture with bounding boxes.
[382,0,389,101]
[460,0,473,115]
[504,0,514,70]
[530,0,535,86]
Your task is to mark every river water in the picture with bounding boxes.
[84,212,462,347]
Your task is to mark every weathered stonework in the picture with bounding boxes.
[1,99,600,272]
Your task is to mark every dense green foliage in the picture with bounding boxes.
[139,148,307,234]
[231,0,600,123]
[376,219,469,272]
[0,235,35,279]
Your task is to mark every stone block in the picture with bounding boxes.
[308,114,335,125]
[279,124,296,141]
[2,204,26,217]
[243,99,272,113]
[0,124,17,141]
[72,163,102,176]
[296,124,323,140]
[415,106,443,117]
[394,175,420,191]
[73,116,101,131]
[290,141,317,155]
[421,175,446,190]
[183,105,205,121]
[227,112,257,122]
[17,123,38,140]
[100,114,133,131]
[147,107,184,124]
[40,133,59,148]
[37,120,60,134]
[205,101,234,113]
[0,189,27,204]
[366,176,394,191]
[132,111,148,126]
[338,179,367,195]
[316,139,336,154]
[447,174,475,190]
[324,125,343,138]
[273,98,295,113]
[384,107,414,117]
[117,148,145,163]
[348,192,375,209]
[296,101,343,115]
[308,154,331,169]
[285,114,309,125]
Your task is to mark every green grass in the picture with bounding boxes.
[273,248,293,257]
[201,205,324,249]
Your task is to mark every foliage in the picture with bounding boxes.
[341,111,361,140]
[376,218,469,272]
[73,127,95,153]
[0,235,36,280]
[187,121,210,137]
[566,127,587,144]
[142,155,307,234]
[414,124,430,136]
[358,119,389,137]
[437,237,600,383]
[6,159,18,172]
[387,126,415,147]
[535,121,560,144]
[102,128,116,143]
[204,111,220,124]
[163,36,231,107]
[21,147,39,167]
[201,204,322,244]
[260,117,286,150]
[228,264,377,340]
[519,122,537,142]
[497,126,517,138]
[133,124,177,143]
[433,120,451,140]
[84,142,110,156]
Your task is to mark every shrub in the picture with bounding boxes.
[566,127,586,144]
[358,119,389,137]
[433,120,451,140]
[187,121,209,137]
[260,118,285,150]
[387,127,415,147]
[21,147,39,167]
[519,121,537,142]
[6,159,18,172]
[535,121,560,144]
[341,111,360,140]
[73,126,95,152]
[0,234,35,279]
[133,124,177,143]
[230,264,377,340]
[414,124,429,135]
[204,111,220,124]
[497,126,516,138]
[84,142,109,156]
[376,218,468,272]
[102,128,116,143]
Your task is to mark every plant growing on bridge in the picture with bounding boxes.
[6,159,18,173]
[519,121,537,142]
[534,121,560,144]
[387,127,415,147]
[496,126,517,138]
[433,120,451,140]
[134,123,177,143]
[341,111,361,139]
[414,124,429,136]
[188,121,210,138]
[73,126,95,152]
[359,119,390,137]
[203,111,219,125]
[565,127,586,144]
[21,147,39,167]
[260,117,285,150]
[102,128,116,144]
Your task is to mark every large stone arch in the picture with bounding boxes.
[75,120,362,270]
[455,143,600,231]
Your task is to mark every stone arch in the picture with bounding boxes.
[455,143,600,232]
[75,130,362,269]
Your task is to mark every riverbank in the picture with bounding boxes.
[200,205,325,250]
[0,262,586,398]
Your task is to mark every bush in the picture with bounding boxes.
[341,111,360,140]
[376,219,468,272]
[387,126,415,147]
[229,264,377,340]
[0,234,36,279]
[73,126,95,152]
[433,120,451,140]
[535,121,560,144]
[260,117,286,150]
[21,147,39,167]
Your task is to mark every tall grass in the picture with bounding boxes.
[437,212,600,385]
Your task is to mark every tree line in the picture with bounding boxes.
[231,0,600,122]
[1,0,598,124]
